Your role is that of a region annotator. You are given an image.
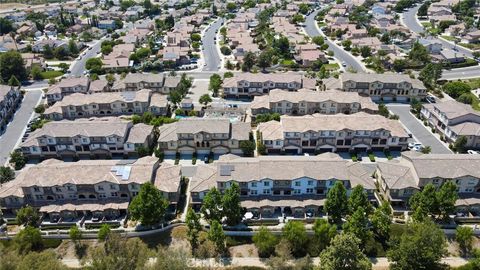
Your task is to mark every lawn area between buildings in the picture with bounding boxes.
[41,70,64,79]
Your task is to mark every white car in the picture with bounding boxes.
[408,142,423,149]
[467,150,479,154]
[412,145,424,152]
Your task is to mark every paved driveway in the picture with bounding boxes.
[0,90,43,166]
[387,104,452,154]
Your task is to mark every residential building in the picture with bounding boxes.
[421,100,480,149]
[0,157,182,222]
[43,89,169,120]
[376,152,480,212]
[157,118,251,155]
[19,118,154,160]
[339,73,428,102]
[257,113,409,154]
[190,154,377,217]
[222,73,317,98]
[0,85,22,133]
[123,73,179,93]
[46,77,91,104]
[250,89,378,118]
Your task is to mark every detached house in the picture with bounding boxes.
[0,85,22,133]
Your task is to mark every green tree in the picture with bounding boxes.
[319,233,372,270]
[388,219,447,270]
[443,81,471,99]
[418,2,430,16]
[16,250,67,270]
[360,46,371,58]
[419,63,442,88]
[85,58,103,73]
[454,135,468,153]
[101,44,113,55]
[98,223,111,241]
[208,74,222,96]
[242,51,256,71]
[239,140,256,157]
[14,226,43,254]
[348,185,373,215]
[16,205,40,227]
[409,42,430,64]
[309,218,337,256]
[257,50,272,71]
[68,39,79,55]
[54,46,69,60]
[88,234,150,270]
[198,94,212,106]
[0,18,13,34]
[456,226,474,257]
[69,225,82,242]
[0,166,15,184]
[282,221,308,257]
[7,75,20,86]
[436,181,458,220]
[190,33,201,42]
[43,44,54,59]
[201,187,223,222]
[341,40,352,50]
[128,182,169,226]
[208,220,225,254]
[150,247,190,270]
[253,226,278,258]
[410,183,438,222]
[222,182,243,226]
[106,73,115,85]
[31,65,43,80]
[185,208,202,251]
[325,181,348,224]
[371,202,392,242]
[343,207,371,247]
[226,2,237,12]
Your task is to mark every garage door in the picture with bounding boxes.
[179,149,195,155]
[212,148,229,154]
[285,148,299,154]
[197,149,210,154]
[354,147,368,152]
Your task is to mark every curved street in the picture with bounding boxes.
[304,9,366,72]
[202,18,223,72]
[401,4,479,80]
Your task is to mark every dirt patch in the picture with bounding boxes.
[0,3,28,11]
[55,239,98,261]
[447,235,480,256]
[229,244,258,258]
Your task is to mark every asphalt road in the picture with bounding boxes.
[0,90,43,166]
[202,18,223,72]
[401,4,480,80]
[387,104,452,154]
[69,39,103,77]
[304,9,366,72]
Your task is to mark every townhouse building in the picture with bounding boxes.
[222,73,317,98]
[190,154,377,217]
[376,152,480,213]
[257,113,409,154]
[339,73,428,102]
[19,118,154,160]
[250,89,378,119]
[421,100,480,150]
[43,89,168,120]
[157,118,251,155]
[0,157,182,222]
[46,77,91,104]
[0,85,22,133]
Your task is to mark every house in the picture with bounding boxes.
[461,30,480,44]
[222,73,316,98]
[257,113,409,154]
[338,73,428,102]
[98,20,116,30]
[19,117,155,160]
[46,77,91,104]
[157,118,251,155]
[376,152,480,212]
[124,73,166,92]
[418,38,442,54]
[0,85,22,133]
[32,39,67,52]
[21,53,45,70]
[438,49,466,63]
[190,153,377,216]
[43,89,167,120]
[421,100,480,149]
[250,89,378,118]
[0,157,182,222]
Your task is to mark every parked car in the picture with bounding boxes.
[341,61,347,67]
[426,95,436,103]
[412,145,424,152]
[408,142,423,150]
[468,150,479,154]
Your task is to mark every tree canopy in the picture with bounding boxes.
[128,182,169,226]
[319,233,372,270]
[325,181,348,224]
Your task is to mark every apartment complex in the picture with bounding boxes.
[46,77,91,104]
[157,118,251,155]
[124,73,180,93]
[0,85,21,133]
[339,73,427,102]
[222,73,317,98]
[0,157,182,222]
[421,100,480,150]
[19,118,154,159]
[43,89,168,120]
[257,113,409,154]
[250,89,378,118]
[376,152,480,212]
[190,154,377,217]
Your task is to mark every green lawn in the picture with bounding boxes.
[464,78,480,89]
[458,43,480,50]
[40,70,64,79]
[440,35,458,42]
[324,63,340,71]
[421,22,432,28]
